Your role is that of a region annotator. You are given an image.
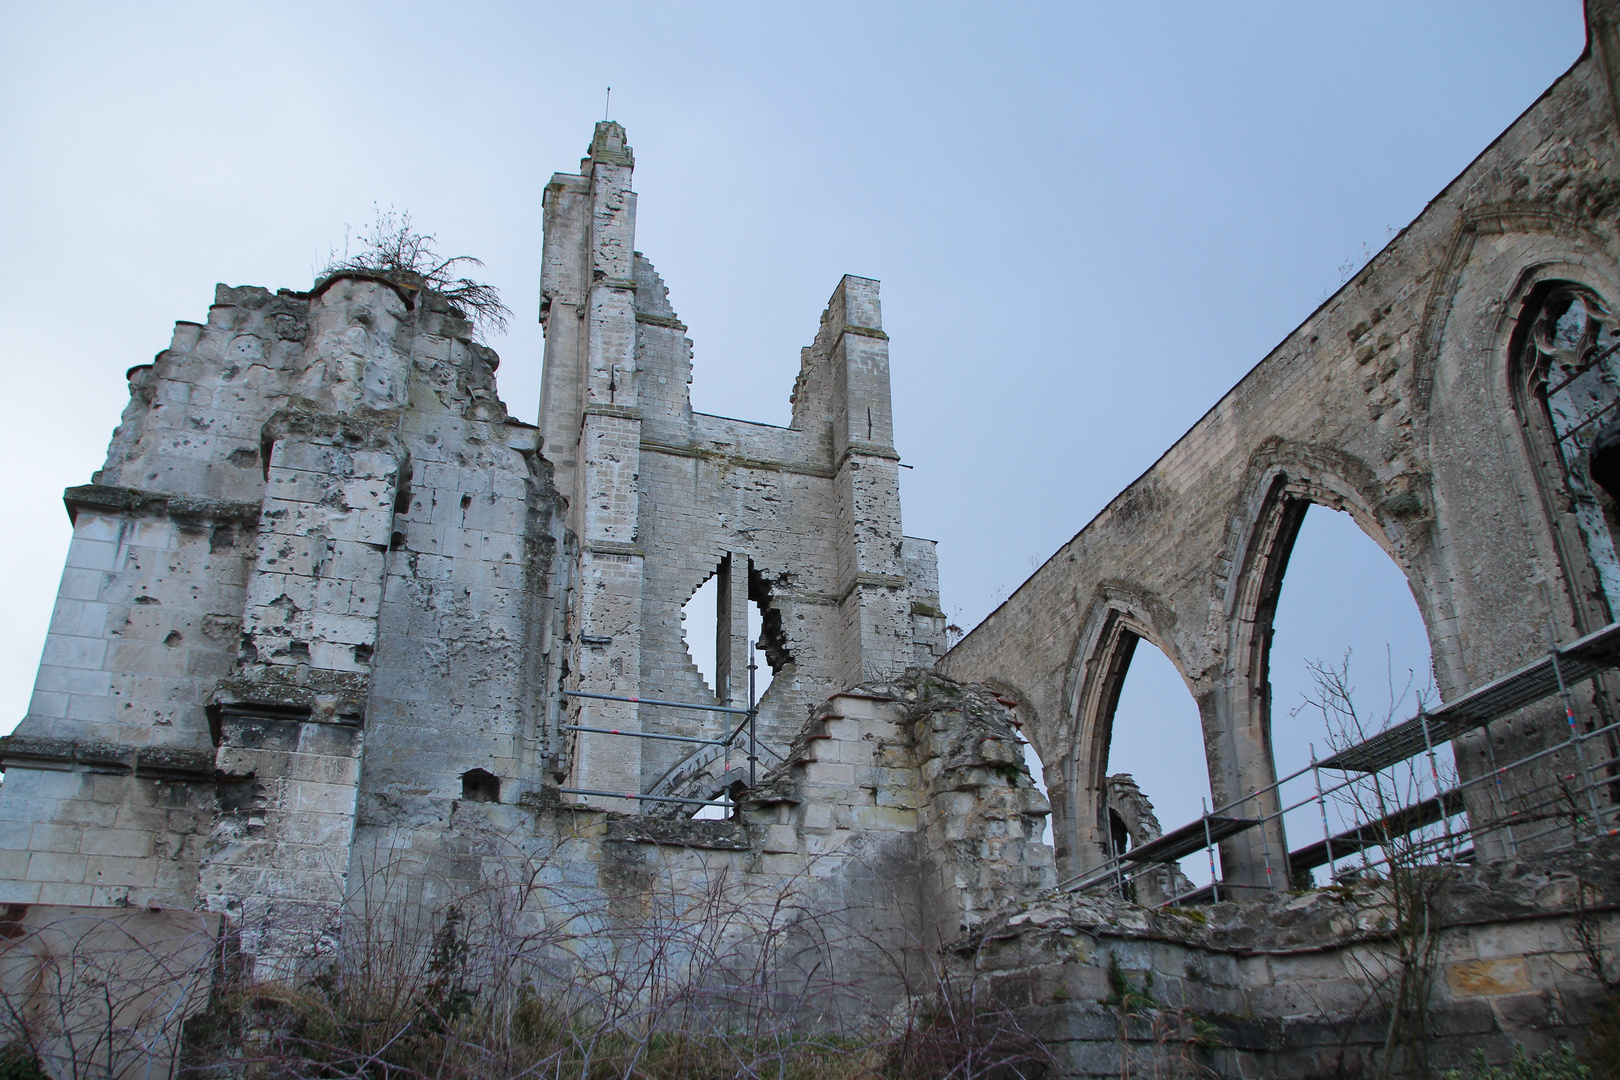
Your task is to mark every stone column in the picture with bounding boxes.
[715,554,752,709]
[559,123,648,810]
[826,276,913,687]
[201,277,412,965]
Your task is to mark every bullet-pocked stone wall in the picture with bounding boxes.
[0,272,570,958]
[942,3,1620,894]
[0,119,950,984]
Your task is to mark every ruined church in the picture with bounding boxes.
[9,5,1620,1077]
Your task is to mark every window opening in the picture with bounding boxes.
[1022,738,1053,845]
[676,558,789,820]
[1106,637,1212,887]
[460,768,500,803]
[681,573,719,693]
[1527,286,1620,609]
[1269,504,1451,885]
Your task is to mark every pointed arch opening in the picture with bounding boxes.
[1064,603,1213,895]
[1511,279,1620,628]
[1268,504,1452,885]
[680,554,783,820]
[1104,636,1213,893]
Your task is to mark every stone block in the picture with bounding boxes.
[26,850,87,883]
[78,828,155,858]
[34,882,97,906]
[84,855,157,888]
[759,825,799,854]
[802,762,856,786]
[851,805,916,831]
[799,803,834,832]
[1447,957,1533,998]
[65,539,119,573]
[29,824,85,853]
[0,877,41,904]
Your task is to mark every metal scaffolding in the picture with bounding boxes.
[1063,620,1620,903]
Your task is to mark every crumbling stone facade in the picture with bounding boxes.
[967,840,1620,1077]
[0,118,958,984]
[537,122,944,811]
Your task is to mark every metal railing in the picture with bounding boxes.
[555,657,766,811]
[1062,621,1620,904]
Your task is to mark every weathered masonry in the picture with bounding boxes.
[0,118,953,970]
[536,122,944,811]
[943,0,1620,900]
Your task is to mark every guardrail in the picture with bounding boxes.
[556,658,772,811]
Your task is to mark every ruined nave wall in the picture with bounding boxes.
[943,10,1620,888]
[0,275,569,939]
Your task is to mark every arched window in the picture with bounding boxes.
[1516,283,1620,616]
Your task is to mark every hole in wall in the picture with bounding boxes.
[1109,808,1131,856]
[680,561,787,703]
[747,597,776,702]
[1022,737,1053,846]
[460,768,500,803]
[394,461,414,514]
[681,573,719,693]
[747,565,790,701]
[691,778,748,821]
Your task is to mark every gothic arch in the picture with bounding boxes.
[1211,442,1436,890]
[1413,205,1608,412]
[1502,262,1620,637]
[1054,585,1192,877]
[1423,229,1620,666]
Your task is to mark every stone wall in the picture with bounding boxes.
[942,1,1620,893]
[0,117,949,989]
[966,840,1620,1077]
[330,673,1053,1002]
[537,123,944,811]
[0,270,570,972]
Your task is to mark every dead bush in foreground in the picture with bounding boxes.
[171,837,1050,1080]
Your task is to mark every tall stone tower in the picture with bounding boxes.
[538,121,944,809]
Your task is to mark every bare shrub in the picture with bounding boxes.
[1300,653,1456,1080]
[323,206,511,340]
[176,829,1049,1080]
[0,907,218,1080]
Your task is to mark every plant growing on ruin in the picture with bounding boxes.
[1440,1042,1592,1080]
[172,829,1050,1080]
[1548,790,1620,1078]
[1098,954,1219,1080]
[323,206,512,339]
[0,910,217,1080]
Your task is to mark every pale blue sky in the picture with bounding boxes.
[0,4,1588,853]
